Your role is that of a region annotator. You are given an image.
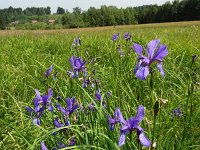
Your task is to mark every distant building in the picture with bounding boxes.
[48,19,55,24]
[32,20,38,24]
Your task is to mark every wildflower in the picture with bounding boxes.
[173,108,182,117]
[45,65,53,77]
[41,141,48,150]
[72,37,81,46]
[107,108,124,130]
[57,97,78,117]
[124,32,131,41]
[133,39,168,80]
[112,33,119,42]
[34,88,53,112]
[118,106,151,147]
[69,56,86,77]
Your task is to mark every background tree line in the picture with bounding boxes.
[0,0,200,29]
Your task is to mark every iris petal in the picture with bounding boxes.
[147,39,160,59]
[157,63,165,77]
[133,43,143,56]
[139,132,151,147]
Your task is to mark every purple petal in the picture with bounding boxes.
[33,118,40,125]
[54,117,64,128]
[115,108,126,124]
[147,39,160,59]
[56,103,66,114]
[47,88,53,98]
[118,133,126,147]
[152,44,168,62]
[69,137,76,146]
[45,65,53,77]
[41,141,48,150]
[26,106,33,113]
[135,106,144,123]
[95,91,101,101]
[139,132,151,147]
[48,104,54,112]
[133,43,143,55]
[157,63,165,77]
[135,65,150,80]
[35,89,42,101]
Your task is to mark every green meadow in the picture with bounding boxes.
[0,21,200,150]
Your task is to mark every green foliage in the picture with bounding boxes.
[0,22,200,149]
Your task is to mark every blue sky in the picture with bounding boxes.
[0,0,174,13]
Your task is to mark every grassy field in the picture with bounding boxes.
[0,21,200,150]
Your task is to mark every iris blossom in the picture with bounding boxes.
[124,32,131,41]
[133,39,168,80]
[56,97,79,118]
[69,56,86,77]
[45,65,53,77]
[118,106,151,147]
[112,33,119,42]
[34,88,53,112]
[108,106,151,147]
[72,37,81,46]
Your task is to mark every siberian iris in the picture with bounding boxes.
[133,39,168,80]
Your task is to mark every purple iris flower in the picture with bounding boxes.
[133,39,168,80]
[69,56,86,77]
[107,108,124,130]
[124,32,131,41]
[173,108,182,117]
[72,37,81,46]
[41,141,48,150]
[56,97,78,117]
[117,106,151,147]
[112,33,119,42]
[34,88,54,113]
[45,65,53,77]
[95,90,107,108]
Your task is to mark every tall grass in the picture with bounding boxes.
[0,22,200,149]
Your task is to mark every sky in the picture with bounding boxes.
[0,0,174,13]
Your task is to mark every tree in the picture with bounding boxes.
[57,7,65,14]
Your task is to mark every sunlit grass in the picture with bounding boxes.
[0,21,200,149]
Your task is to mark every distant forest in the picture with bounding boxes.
[0,0,200,30]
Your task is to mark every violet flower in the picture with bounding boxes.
[124,32,131,41]
[117,106,151,147]
[45,65,53,77]
[69,56,86,77]
[112,33,119,42]
[133,39,168,80]
[72,37,81,46]
[34,88,53,112]
[56,97,78,117]
[173,108,182,117]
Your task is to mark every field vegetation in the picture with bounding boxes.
[0,21,200,149]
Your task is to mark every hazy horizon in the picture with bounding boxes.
[0,0,174,13]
